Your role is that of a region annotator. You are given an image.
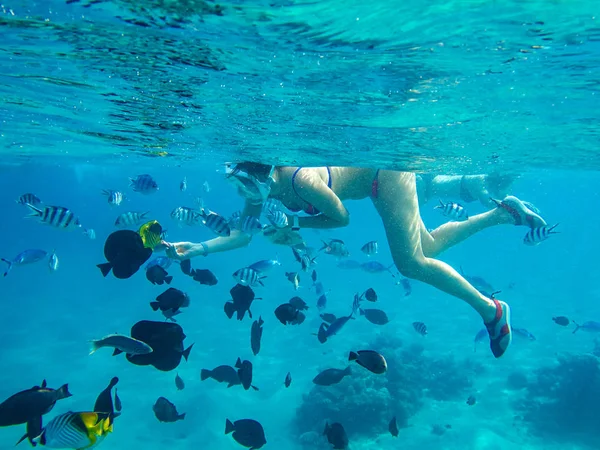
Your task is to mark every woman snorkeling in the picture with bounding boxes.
[164,164,546,358]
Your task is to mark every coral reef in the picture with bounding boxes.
[294,333,480,446]
[518,353,600,447]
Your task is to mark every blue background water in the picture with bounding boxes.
[0,163,598,449]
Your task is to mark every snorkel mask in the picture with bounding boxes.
[225,163,275,205]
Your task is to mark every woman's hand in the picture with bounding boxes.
[163,241,205,260]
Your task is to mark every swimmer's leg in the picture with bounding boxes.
[372,171,511,358]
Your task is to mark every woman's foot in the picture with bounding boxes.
[492,196,547,228]
[484,299,512,358]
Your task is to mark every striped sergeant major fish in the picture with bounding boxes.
[101,190,124,206]
[241,216,264,235]
[200,209,231,237]
[524,224,559,246]
[25,205,82,230]
[267,209,288,229]
[115,211,149,228]
[233,267,266,287]
[33,411,114,449]
[171,207,202,226]
[361,240,378,256]
[435,200,468,221]
[129,174,158,194]
[16,193,42,207]
[228,211,242,230]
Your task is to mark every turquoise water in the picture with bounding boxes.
[1,1,600,449]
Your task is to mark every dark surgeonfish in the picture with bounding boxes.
[250,316,264,356]
[317,294,360,343]
[225,418,266,449]
[200,365,241,387]
[149,287,190,320]
[284,372,292,388]
[126,321,193,372]
[235,358,257,391]
[97,230,152,279]
[359,308,389,325]
[93,377,119,416]
[324,422,348,449]
[289,296,309,310]
[389,416,399,437]
[146,265,173,285]
[274,303,306,325]
[0,380,72,427]
[312,367,352,386]
[153,397,185,423]
[349,350,388,374]
[192,268,218,286]
[175,374,185,391]
[225,284,260,321]
[320,313,337,324]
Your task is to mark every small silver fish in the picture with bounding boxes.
[89,334,153,356]
[202,181,210,193]
[48,250,59,272]
[84,228,96,240]
[2,249,48,277]
[524,224,559,246]
[249,258,281,273]
[435,200,468,221]
[180,177,187,192]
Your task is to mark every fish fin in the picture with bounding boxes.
[224,302,235,319]
[248,310,253,319]
[572,321,581,334]
[258,280,264,287]
[235,357,242,368]
[435,199,444,209]
[149,302,160,311]
[548,223,560,233]
[112,348,123,356]
[319,240,329,251]
[15,432,29,446]
[348,351,359,361]
[182,344,194,361]
[57,384,72,399]
[344,366,352,375]
[97,263,112,277]
[41,380,47,388]
[178,413,186,421]
[225,419,235,435]
[251,385,259,391]
[165,276,173,284]
[200,369,211,381]
[89,340,100,355]
[25,204,43,217]
[359,309,365,316]
[1,259,12,277]
[109,377,119,388]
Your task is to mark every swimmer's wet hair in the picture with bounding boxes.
[228,162,273,182]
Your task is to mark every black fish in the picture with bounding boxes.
[146,265,173,285]
[250,317,264,356]
[93,377,118,415]
[114,389,122,412]
[349,350,388,374]
[274,303,306,325]
[324,422,348,449]
[284,372,292,388]
[552,316,570,326]
[312,367,352,386]
[180,259,193,276]
[191,269,218,286]
[153,397,185,422]
[201,365,241,387]
[363,288,377,302]
[224,284,259,321]
[311,270,317,283]
[15,416,42,447]
[389,416,399,437]
[412,321,427,336]
[235,358,254,391]
[466,395,476,406]
[127,320,193,372]
[359,308,389,325]
[97,230,152,279]
[225,418,266,449]
[320,313,337,324]
[0,380,71,427]
[175,374,185,391]
[289,296,308,310]
[150,287,190,312]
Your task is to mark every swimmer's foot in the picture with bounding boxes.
[492,195,547,229]
[484,299,512,358]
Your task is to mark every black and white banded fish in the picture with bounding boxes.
[171,207,202,226]
[48,250,59,272]
[25,205,82,230]
[114,211,149,228]
[361,240,378,256]
[180,177,187,192]
[200,209,231,236]
[241,216,264,235]
[84,228,96,240]
[228,211,242,230]
[233,267,266,287]
[267,209,288,229]
[129,174,158,194]
[33,411,114,449]
[524,224,559,246]
[263,198,283,214]
[434,200,468,221]
[16,193,42,207]
[101,190,124,206]
[412,321,428,336]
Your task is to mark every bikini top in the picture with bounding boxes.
[289,167,332,216]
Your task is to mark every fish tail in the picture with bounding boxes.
[165,276,173,285]
[57,384,72,399]
[200,369,211,381]
[89,340,101,355]
[150,302,160,311]
[319,240,329,251]
[182,343,194,361]
[225,419,235,434]
[224,302,235,319]
[1,259,12,277]
[178,413,186,421]
[15,432,29,446]
[25,203,43,217]
[348,351,359,361]
[572,321,581,334]
[548,223,560,234]
[344,366,352,375]
[97,263,112,277]
[435,199,444,209]
[108,377,119,388]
